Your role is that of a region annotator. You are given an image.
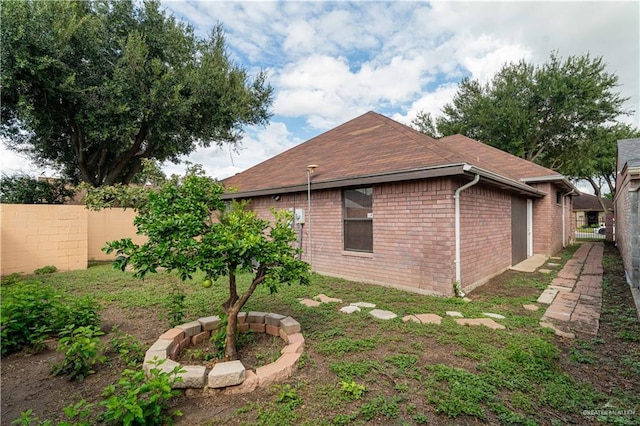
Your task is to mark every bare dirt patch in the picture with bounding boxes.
[176,331,284,371]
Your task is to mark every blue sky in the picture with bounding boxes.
[2,1,639,191]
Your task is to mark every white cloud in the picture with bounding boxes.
[6,1,638,179]
[169,120,302,180]
[0,141,57,177]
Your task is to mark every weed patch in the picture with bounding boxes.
[315,337,379,357]
[425,364,496,419]
[329,360,381,380]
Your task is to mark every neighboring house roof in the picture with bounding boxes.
[223,111,576,198]
[617,138,640,173]
[573,193,613,211]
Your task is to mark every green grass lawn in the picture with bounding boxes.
[2,243,639,425]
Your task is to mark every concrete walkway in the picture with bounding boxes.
[538,242,604,335]
[511,254,548,272]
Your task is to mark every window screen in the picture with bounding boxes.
[344,187,373,252]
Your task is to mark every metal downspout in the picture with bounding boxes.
[562,190,575,248]
[454,169,480,287]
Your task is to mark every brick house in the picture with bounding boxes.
[573,194,613,228]
[222,112,578,296]
[614,138,640,289]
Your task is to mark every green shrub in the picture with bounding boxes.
[34,265,57,275]
[2,273,23,286]
[55,296,101,331]
[10,409,53,425]
[108,326,145,367]
[99,360,184,425]
[1,280,101,357]
[52,325,106,381]
[1,281,59,355]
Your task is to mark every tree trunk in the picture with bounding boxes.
[587,177,609,217]
[224,307,239,361]
[221,265,267,361]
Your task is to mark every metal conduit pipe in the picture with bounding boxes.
[454,166,481,288]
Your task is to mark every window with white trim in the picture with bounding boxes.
[343,187,373,252]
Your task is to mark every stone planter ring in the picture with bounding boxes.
[143,312,304,395]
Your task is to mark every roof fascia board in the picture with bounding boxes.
[466,166,547,197]
[521,175,580,193]
[223,164,468,199]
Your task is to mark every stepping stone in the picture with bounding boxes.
[314,294,343,304]
[523,304,539,311]
[446,311,464,317]
[414,314,442,325]
[350,302,376,308]
[208,360,246,388]
[538,269,552,274]
[539,321,575,339]
[402,314,420,323]
[456,318,506,330]
[369,309,398,320]
[462,297,472,303]
[537,289,558,304]
[483,312,505,319]
[299,298,321,307]
[546,263,560,268]
[550,256,561,260]
[340,305,360,314]
[549,285,573,292]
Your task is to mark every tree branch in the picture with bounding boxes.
[102,122,149,186]
[233,265,267,312]
[73,123,96,186]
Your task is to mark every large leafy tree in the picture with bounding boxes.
[1,0,273,187]
[90,167,309,361]
[565,123,640,202]
[0,174,74,204]
[426,52,630,175]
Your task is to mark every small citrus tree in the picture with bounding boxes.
[98,167,309,360]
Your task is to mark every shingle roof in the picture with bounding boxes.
[617,138,640,172]
[223,111,571,197]
[573,193,613,211]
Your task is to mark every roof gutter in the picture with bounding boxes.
[223,163,546,200]
[521,175,580,194]
[223,163,469,199]
[454,165,480,293]
[464,166,547,197]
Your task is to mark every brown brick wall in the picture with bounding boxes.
[530,183,572,255]
[615,173,640,287]
[244,179,456,295]
[459,181,512,290]
[240,179,569,295]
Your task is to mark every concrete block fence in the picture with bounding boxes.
[143,312,304,395]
